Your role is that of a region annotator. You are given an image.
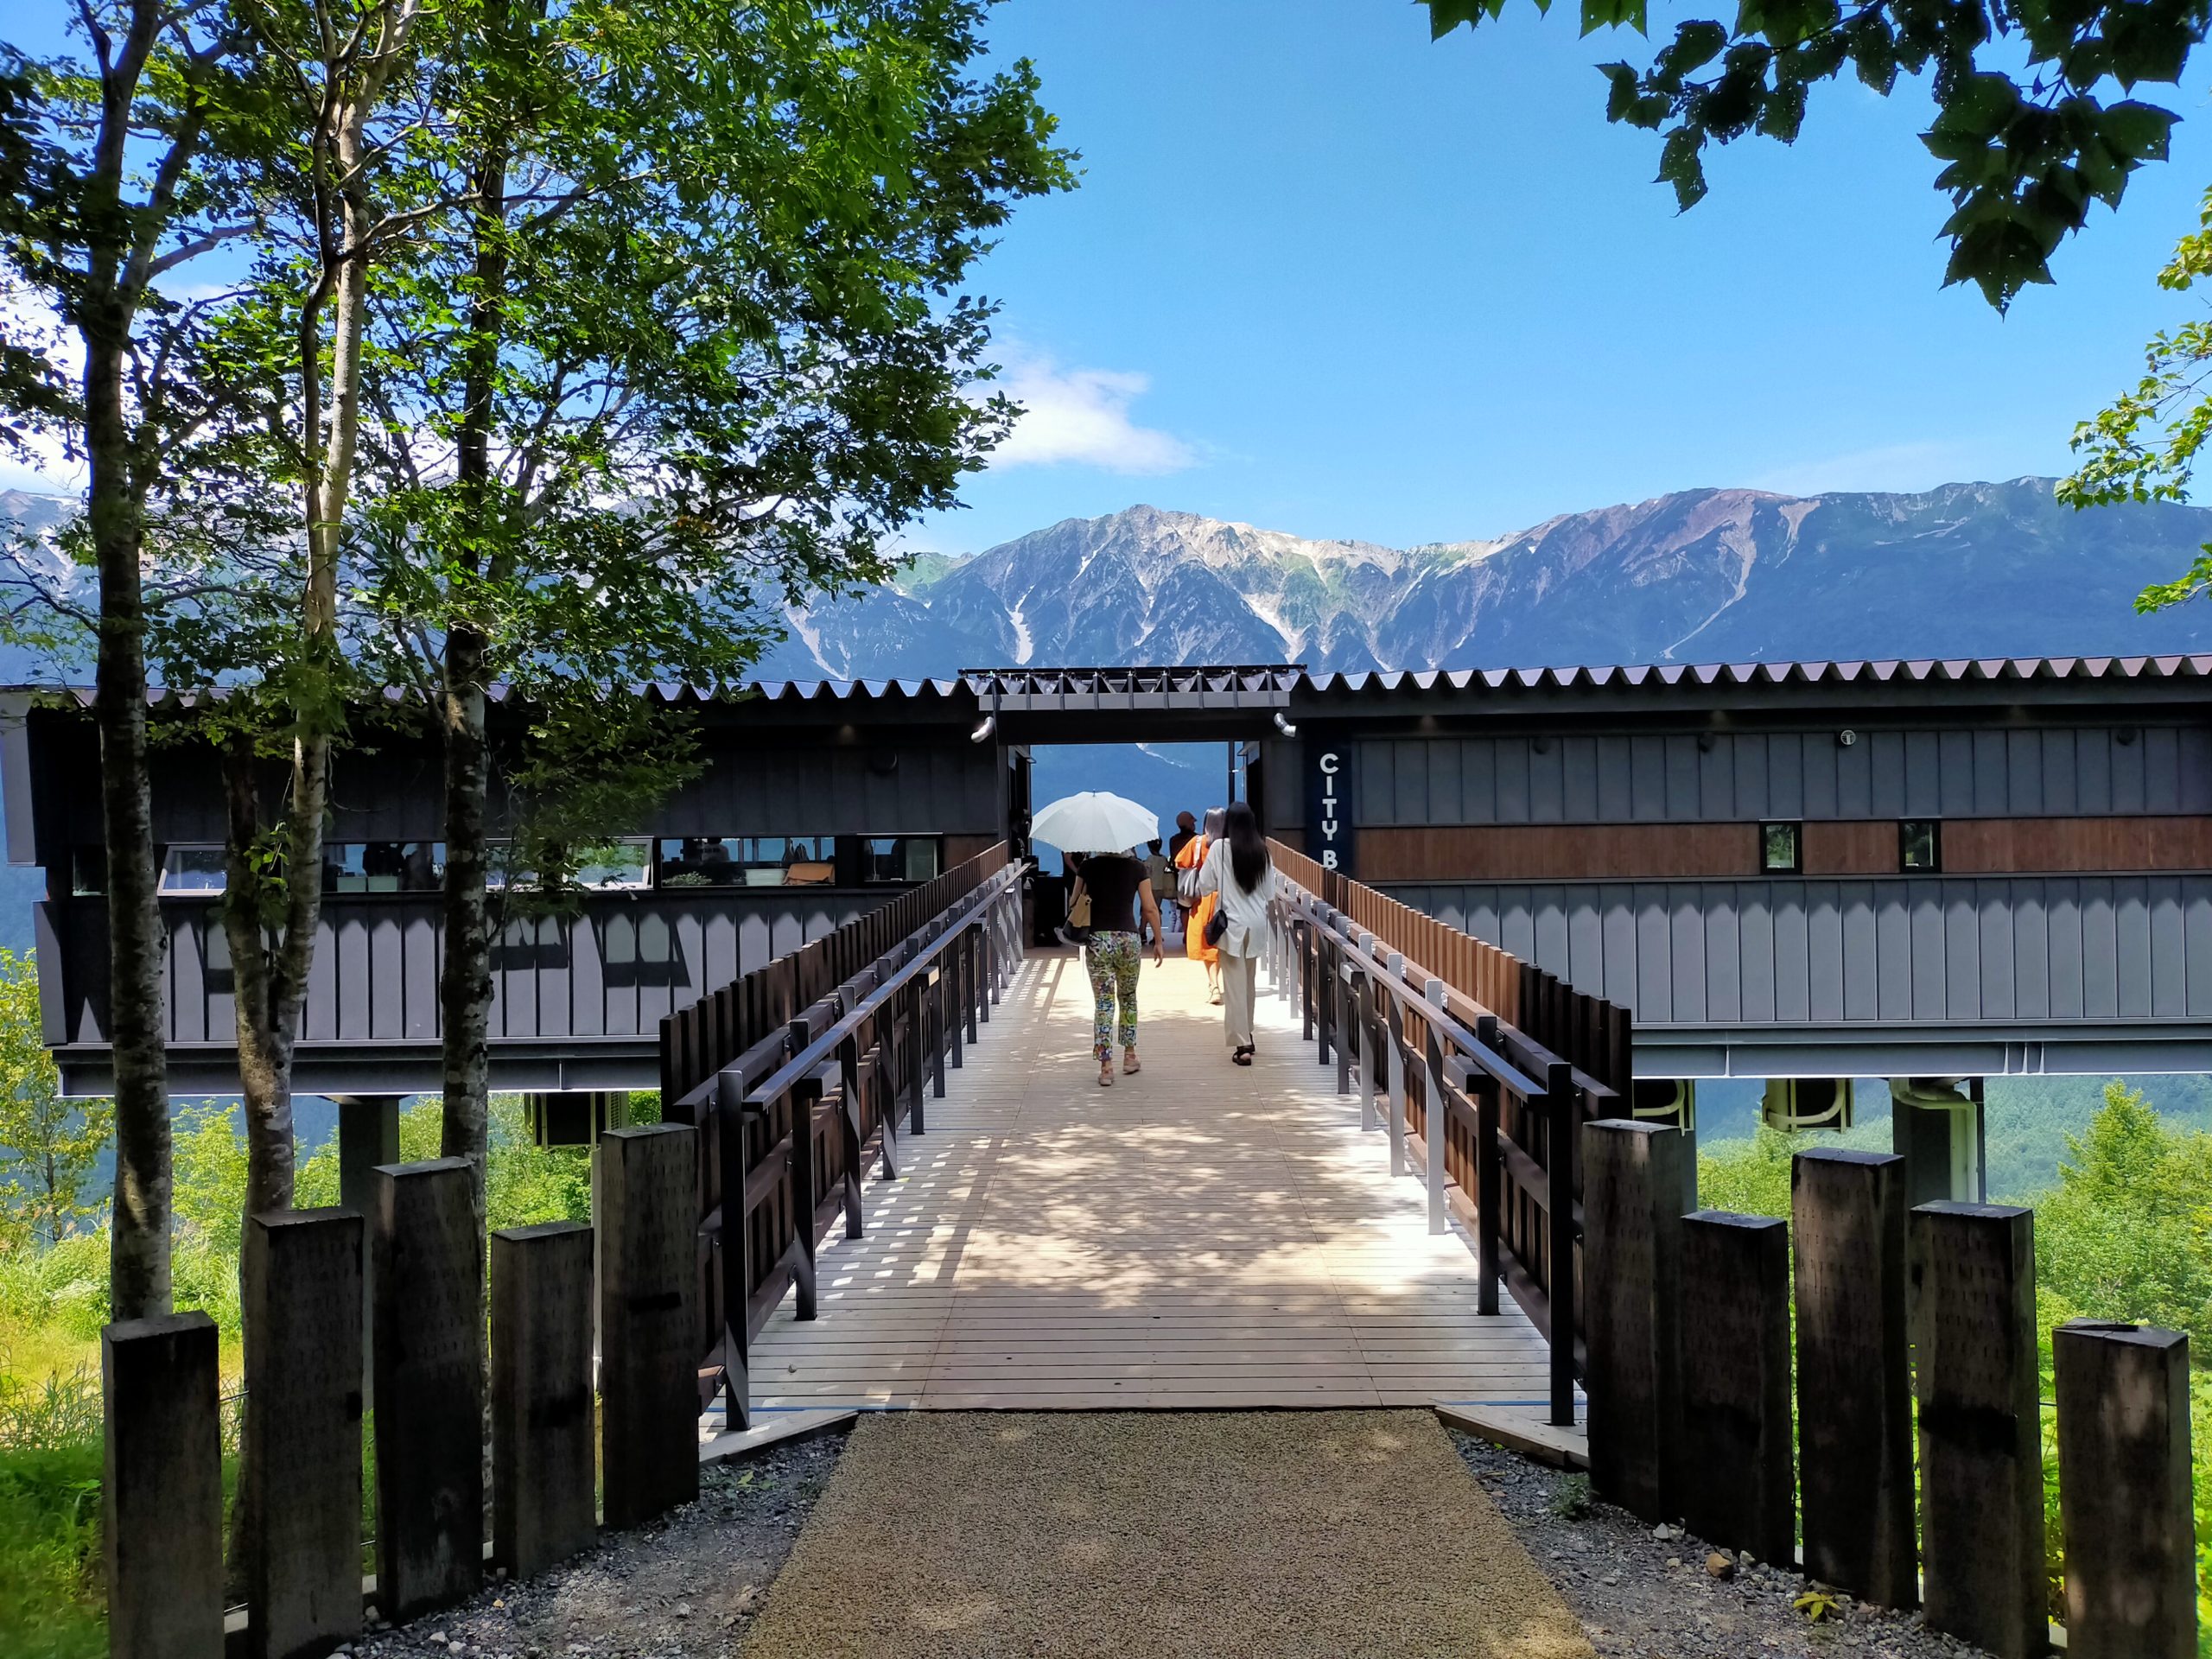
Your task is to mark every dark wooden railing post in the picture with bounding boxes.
[2056,1321,2197,1658]
[491,1220,596,1578]
[1544,1058,1578,1429]
[785,1015,821,1321]
[1794,1148,1916,1609]
[1354,952,1376,1129]
[372,1158,483,1623]
[1473,1013,1502,1318]
[1297,921,1314,1042]
[948,933,966,1071]
[1334,928,1354,1098]
[1382,952,1407,1176]
[600,1123,701,1532]
[1679,1211,1792,1565]
[714,1063,755,1423]
[1910,1202,2044,1657]
[243,1207,364,1659]
[1582,1119,1685,1506]
[904,976,928,1135]
[1421,978,1447,1236]
[103,1312,222,1659]
[836,1030,868,1231]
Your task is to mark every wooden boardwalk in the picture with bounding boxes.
[748,945,1557,1411]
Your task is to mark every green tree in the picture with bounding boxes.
[0,954,111,1251]
[2033,1079,2212,1334]
[341,0,1072,1235]
[0,5,276,1318]
[1423,0,2207,307]
[2058,191,2212,609]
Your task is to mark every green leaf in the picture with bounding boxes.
[1599,61,1642,122]
[1657,125,1708,209]
[2099,100,2178,164]
[1580,0,1649,36]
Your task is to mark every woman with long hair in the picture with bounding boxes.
[1195,802,1272,1064]
[1177,805,1227,1001]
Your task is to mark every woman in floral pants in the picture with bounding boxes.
[1068,849,1165,1087]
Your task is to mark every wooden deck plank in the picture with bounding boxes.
[739,948,1555,1411]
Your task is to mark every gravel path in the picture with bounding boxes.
[741,1409,1594,1659]
[1449,1433,1995,1659]
[343,1433,842,1659]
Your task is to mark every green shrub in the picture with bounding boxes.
[0,1441,105,1659]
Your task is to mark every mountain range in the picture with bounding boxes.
[752,479,2212,680]
[5,478,2210,690]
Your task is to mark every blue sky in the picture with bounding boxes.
[912,0,2212,552]
[11,1,2212,554]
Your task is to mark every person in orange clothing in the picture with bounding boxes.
[1175,806,1227,1003]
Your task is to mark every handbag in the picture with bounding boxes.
[1203,906,1228,948]
[1066,885,1093,929]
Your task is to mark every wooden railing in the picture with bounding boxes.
[657,842,1021,1425]
[1268,841,1630,1425]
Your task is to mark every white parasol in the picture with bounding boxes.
[1028,791,1159,855]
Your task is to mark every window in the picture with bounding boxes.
[324,841,443,893]
[1760,822,1802,874]
[157,844,226,896]
[656,836,832,887]
[1900,819,1942,872]
[71,847,105,896]
[864,836,942,884]
[575,838,652,891]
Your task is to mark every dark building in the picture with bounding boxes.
[13,657,2211,1118]
[5,681,1006,1094]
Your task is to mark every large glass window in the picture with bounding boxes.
[656,836,832,887]
[864,836,942,884]
[157,844,227,896]
[324,841,443,893]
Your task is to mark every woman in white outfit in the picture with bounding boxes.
[1196,801,1273,1065]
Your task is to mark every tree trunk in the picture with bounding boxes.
[85,313,170,1321]
[438,107,510,1228]
[437,636,493,1231]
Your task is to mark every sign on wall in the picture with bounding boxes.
[1304,740,1353,876]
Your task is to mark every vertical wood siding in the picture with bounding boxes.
[1351,728,2212,827]
[1382,876,2212,1027]
[50,891,893,1048]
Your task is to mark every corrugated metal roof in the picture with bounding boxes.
[20,652,2212,711]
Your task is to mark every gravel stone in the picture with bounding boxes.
[1451,1432,1999,1658]
[349,1432,841,1659]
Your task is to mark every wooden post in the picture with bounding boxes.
[1793,1148,1915,1608]
[905,977,927,1135]
[336,1094,400,1402]
[600,1123,701,1530]
[837,1033,867,1233]
[103,1313,223,1659]
[1580,1119,1687,1516]
[1543,1059,1577,1429]
[2056,1321,2196,1658]
[1473,1018,1501,1319]
[1383,954,1407,1177]
[372,1159,483,1624]
[244,1209,365,1659]
[491,1221,596,1579]
[963,924,980,1043]
[948,935,965,1071]
[1910,1202,2044,1657]
[1421,979,1447,1236]
[1678,1211,1792,1565]
[715,1065,754,1428]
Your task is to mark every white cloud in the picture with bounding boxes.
[986,354,1196,474]
[1745,440,1988,498]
